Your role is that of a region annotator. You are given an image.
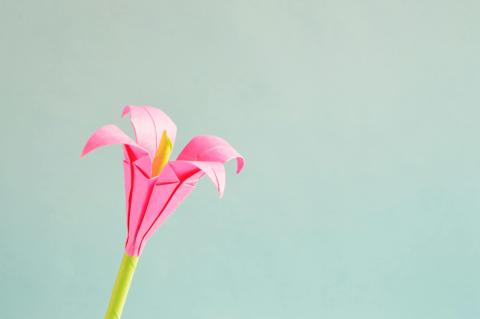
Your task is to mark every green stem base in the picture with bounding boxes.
[104,253,139,319]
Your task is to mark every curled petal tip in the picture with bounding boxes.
[121,105,130,118]
[80,138,96,158]
[80,140,99,157]
[236,157,245,174]
[80,124,147,159]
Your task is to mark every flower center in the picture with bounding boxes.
[151,130,172,177]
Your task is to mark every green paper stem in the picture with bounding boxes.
[104,253,139,319]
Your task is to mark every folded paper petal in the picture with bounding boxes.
[122,105,177,159]
[177,135,245,173]
[174,160,226,197]
[80,124,149,160]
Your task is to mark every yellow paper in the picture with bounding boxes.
[151,130,172,177]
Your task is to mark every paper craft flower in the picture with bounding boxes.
[81,105,244,319]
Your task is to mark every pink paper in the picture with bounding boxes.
[82,105,244,256]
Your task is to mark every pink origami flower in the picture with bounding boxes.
[81,105,244,256]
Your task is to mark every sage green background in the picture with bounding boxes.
[1,1,480,318]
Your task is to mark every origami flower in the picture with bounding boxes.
[81,105,244,319]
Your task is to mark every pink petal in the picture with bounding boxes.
[177,135,245,173]
[80,124,148,158]
[122,105,177,158]
[184,161,226,196]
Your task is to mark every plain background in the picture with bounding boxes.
[1,1,480,318]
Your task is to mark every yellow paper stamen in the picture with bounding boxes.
[151,130,172,177]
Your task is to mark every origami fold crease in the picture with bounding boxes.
[81,105,244,256]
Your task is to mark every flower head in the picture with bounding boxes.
[81,105,244,256]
